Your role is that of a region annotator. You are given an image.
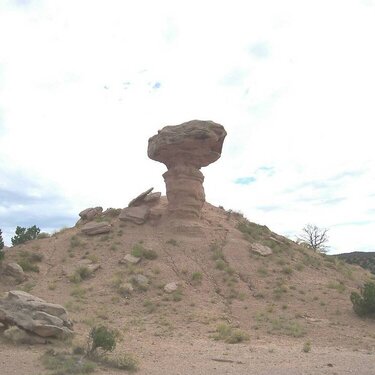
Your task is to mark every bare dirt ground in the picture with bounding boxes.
[1,338,375,375]
[1,198,375,374]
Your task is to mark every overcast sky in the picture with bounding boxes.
[0,0,374,254]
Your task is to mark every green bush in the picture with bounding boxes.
[212,323,249,344]
[87,326,116,356]
[11,225,41,245]
[131,243,157,260]
[350,282,375,317]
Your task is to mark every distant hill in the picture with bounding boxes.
[336,251,375,275]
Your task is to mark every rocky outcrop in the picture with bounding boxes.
[128,187,161,210]
[148,120,226,218]
[81,221,111,235]
[0,291,73,339]
[79,207,103,221]
[119,206,150,224]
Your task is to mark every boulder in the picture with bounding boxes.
[81,222,111,235]
[119,254,141,265]
[132,274,149,287]
[250,243,273,256]
[0,291,73,339]
[128,187,154,207]
[3,263,27,282]
[164,282,179,294]
[148,120,227,218]
[79,207,103,221]
[119,206,150,225]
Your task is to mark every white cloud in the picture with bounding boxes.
[0,0,374,253]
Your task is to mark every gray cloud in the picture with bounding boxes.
[0,167,76,245]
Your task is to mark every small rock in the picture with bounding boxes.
[164,282,179,294]
[119,206,150,224]
[118,283,134,297]
[81,222,111,235]
[128,187,154,207]
[3,263,27,282]
[133,274,149,287]
[3,326,47,345]
[86,264,101,273]
[250,243,273,256]
[120,254,141,264]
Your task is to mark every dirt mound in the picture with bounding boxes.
[1,198,374,374]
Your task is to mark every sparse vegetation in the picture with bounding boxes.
[41,349,96,375]
[18,250,42,273]
[131,243,158,260]
[350,282,375,317]
[70,266,92,283]
[87,325,117,357]
[302,341,312,353]
[212,323,249,343]
[191,271,203,284]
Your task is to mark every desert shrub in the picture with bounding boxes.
[302,341,312,353]
[37,232,50,239]
[11,225,40,245]
[212,323,249,344]
[18,257,40,273]
[131,243,157,259]
[87,326,116,357]
[70,266,92,283]
[191,271,203,284]
[70,235,82,248]
[41,349,96,374]
[101,353,138,371]
[350,282,375,317]
[0,250,4,263]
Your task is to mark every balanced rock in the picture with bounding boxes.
[0,291,73,339]
[79,207,103,221]
[81,221,111,235]
[148,120,226,218]
[119,206,150,224]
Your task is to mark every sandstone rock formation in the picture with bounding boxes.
[128,187,154,207]
[148,120,226,218]
[0,291,73,339]
[79,207,103,221]
[119,206,150,224]
[81,221,111,235]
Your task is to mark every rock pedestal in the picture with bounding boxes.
[148,120,226,218]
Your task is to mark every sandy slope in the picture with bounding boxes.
[1,198,374,374]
